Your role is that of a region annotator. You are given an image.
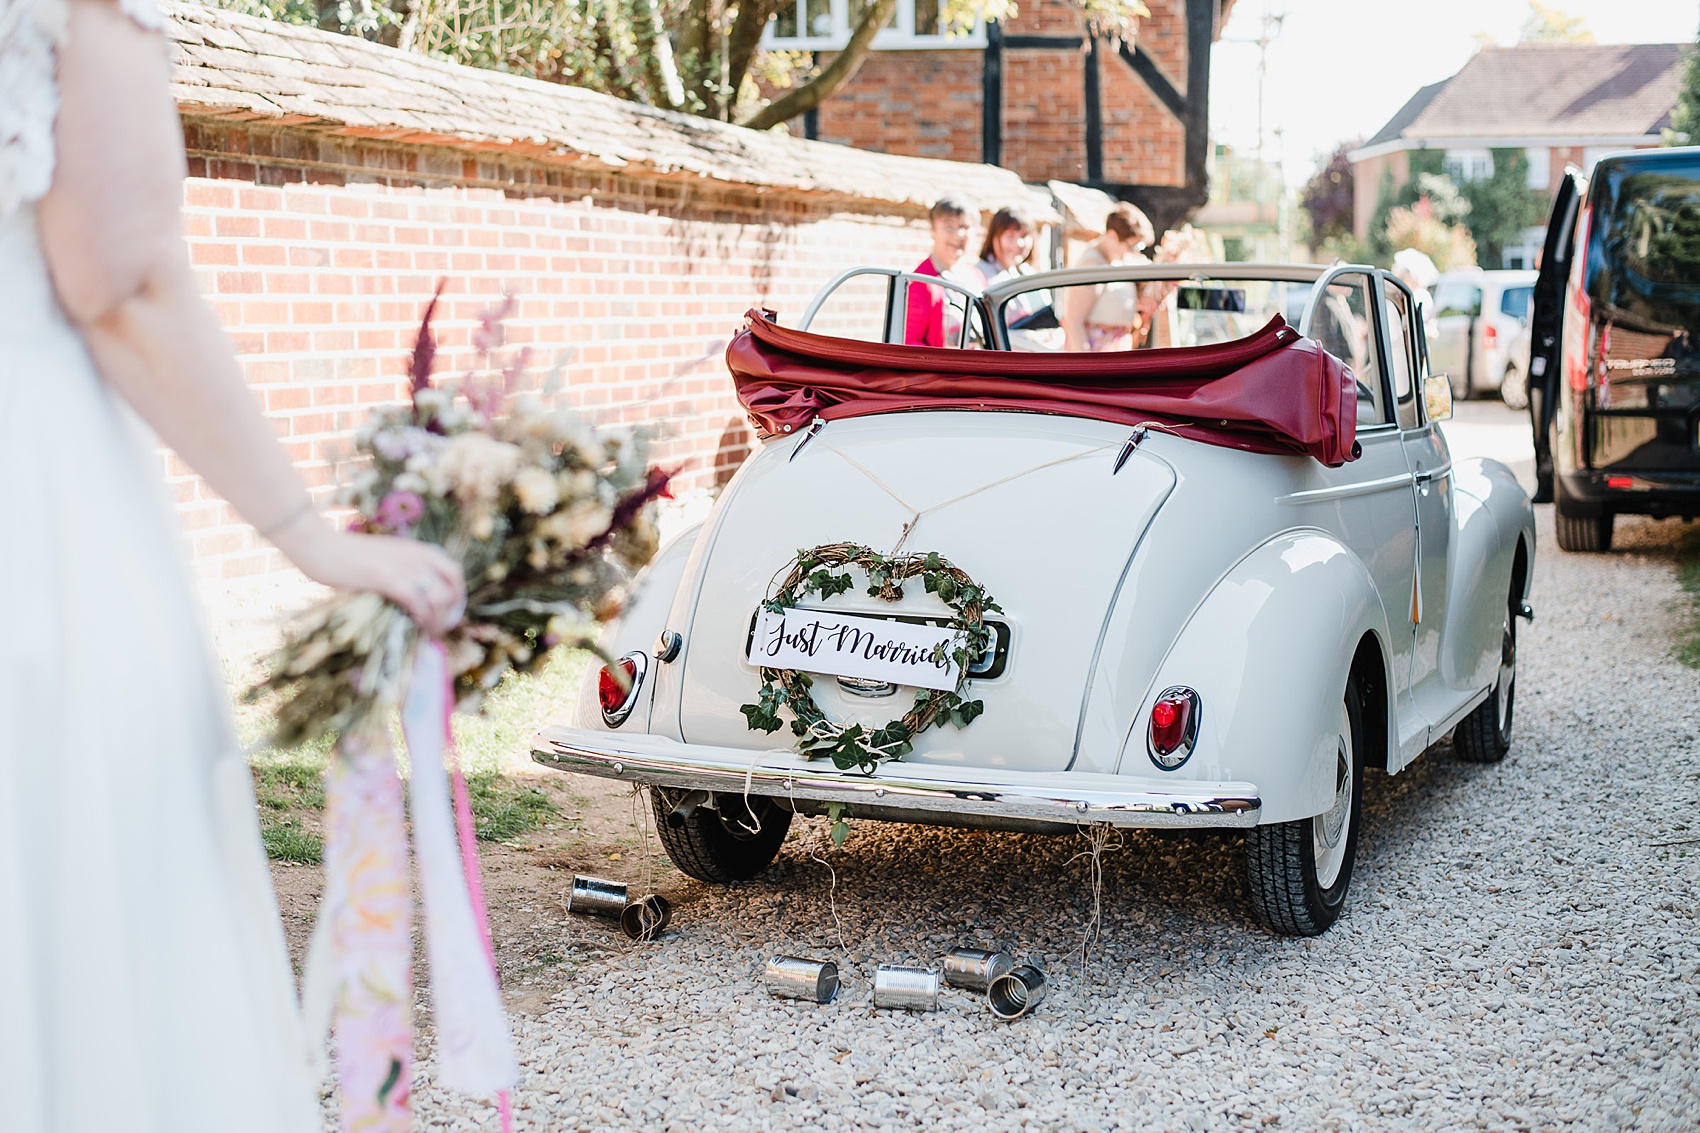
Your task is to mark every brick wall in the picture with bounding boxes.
[810,51,985,162]
[173,122,934,580]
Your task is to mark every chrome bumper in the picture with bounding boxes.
[532,727,1261,829]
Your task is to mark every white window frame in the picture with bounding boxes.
[1525,146,1550,190]
[761,0,987,50]
[1443,148,1494,182]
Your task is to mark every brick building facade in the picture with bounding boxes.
[785,0,1237,231]
[160,3,1045,580]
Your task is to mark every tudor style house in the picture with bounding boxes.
[1349,42,1686,268]
[768,0,1238,232]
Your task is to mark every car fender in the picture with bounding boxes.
[1115,529,1389,824]
[571,522,704,730]
[1443,459,1532,694]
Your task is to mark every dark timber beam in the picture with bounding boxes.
[982,22,1003,166]
[1084,34,1103,183]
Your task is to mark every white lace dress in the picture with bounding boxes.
[0,1,319,1128]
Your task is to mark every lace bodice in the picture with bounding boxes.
[0,0,163,214]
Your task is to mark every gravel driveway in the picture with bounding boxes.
[399,406,1700,1132]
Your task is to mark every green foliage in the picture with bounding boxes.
[1676,530,1700,669]
[1667,40,1700,146]
[1459,149,1548,267]
[262,817,325,864]
[1300,142,1357,248]
[1518,1,1592,44]
[463,770,560,842]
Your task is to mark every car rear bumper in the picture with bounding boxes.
[533,727,1262,830]
[1558,468,1700,517]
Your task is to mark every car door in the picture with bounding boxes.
[798,266,990,347]
[1303,269,1425,768]
[1383,276,1455,748]
[1530,169,1583,498]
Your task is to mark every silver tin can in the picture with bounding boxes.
[942,947,1015,992]
[988,965,1047,1020]
[764,956,839,1004]
[872,964,940,1012]
[620,894,671,941]
[567,874,628,917]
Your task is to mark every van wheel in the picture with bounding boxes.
[1244,680,1365,936]
[1453,597,1516,762]
[1554,478,1613,552]
[650,789,792,883]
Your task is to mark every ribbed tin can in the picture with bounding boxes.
[620,893,671,940]
[988,965,1047,1020]
[942,947,1015,992]
[567,874,628,917]
[764,956,839,1004]
[872,964,940,1012]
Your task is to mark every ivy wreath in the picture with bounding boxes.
[740,542,1001,776]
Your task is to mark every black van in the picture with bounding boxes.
[1529,147,1700,551]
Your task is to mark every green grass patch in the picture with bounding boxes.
[464,771,561,842]
[262,816,325,864]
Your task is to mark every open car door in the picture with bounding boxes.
[1530,167,1583,502]
[798,266,991,349]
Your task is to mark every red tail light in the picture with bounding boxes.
[1607,476,1633,489]
[1483,323,1498,349]
[1147,686,1201,770]
[597,653,646,726]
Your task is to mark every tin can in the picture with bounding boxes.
[987,965,1047,1020]
[567,874,628,917]
[942,947,1015,992]
[764,956,839,1004]
[620,894,671,941]
[872,964,940,1012]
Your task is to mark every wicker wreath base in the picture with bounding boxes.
[740,543,1000,775]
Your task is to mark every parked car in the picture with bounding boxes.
[534,263,1535,937]
[1429,269,1537,406]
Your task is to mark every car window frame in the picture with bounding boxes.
[1377,272,1429,431]
[797,265,992,348]
[1303,264,1397,433]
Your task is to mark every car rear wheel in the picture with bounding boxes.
[1500,364,1529,410]
[1244,682,1365,937]
[1453,599,1516,763]
[650,788,792,883]
[1554,477,1614,552]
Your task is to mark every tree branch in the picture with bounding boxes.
[739,0,896,130]
[677,0,722,110]
[724,0,775,111]
[633,0,687,108]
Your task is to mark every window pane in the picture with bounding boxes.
[1311,272,1386,426]
[1383,282,1420,428]
[1433,281,1481,318]
[806,272,891,343]
[805,0,833,36]
[914,0,940,34]
[772,0,798,38]
[1500,285,1533,319]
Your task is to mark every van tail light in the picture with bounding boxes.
[1483,323,1498,349]
[1607,476,1633,489]
[598,652,648,727]
[1566,206,1594,392]
[1147,686,1201,770]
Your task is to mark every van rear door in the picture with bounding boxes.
[1531,168,1582,500]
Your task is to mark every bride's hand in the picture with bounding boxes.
[269,513,466,635]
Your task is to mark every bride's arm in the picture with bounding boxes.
[37,0,463,631]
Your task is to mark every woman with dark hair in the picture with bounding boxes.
[976,206,1059,350]
[1061,202,1155,352]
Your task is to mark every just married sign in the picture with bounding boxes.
[747,608,965,692]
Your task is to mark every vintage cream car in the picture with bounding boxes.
[534,264,1536,936]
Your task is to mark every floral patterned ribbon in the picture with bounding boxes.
[305,643,517,1131]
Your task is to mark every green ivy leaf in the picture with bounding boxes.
[740,703,782,733]
[830,817,851,847]
[953,699,985,728]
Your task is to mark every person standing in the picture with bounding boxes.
[1,0,465,1128]
[976,205,1060,351]
[904,197,982,347]
[1061,203,1155,352]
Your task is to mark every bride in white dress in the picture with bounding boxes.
[0,1,466,1127]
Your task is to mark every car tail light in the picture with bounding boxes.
[1483,323,1498,349]
[1147,686,1201,770]
[1607,476,1633,489]
[598,651,648,727]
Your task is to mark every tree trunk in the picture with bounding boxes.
[677,0,724,112]
[738,0,897,131]
[634,0,687,108]
[723,0,775,116]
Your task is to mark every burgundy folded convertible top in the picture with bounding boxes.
[727,309,1359,466]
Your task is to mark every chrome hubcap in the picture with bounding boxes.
[1312,702,1353,890]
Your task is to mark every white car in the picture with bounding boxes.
[1430,269,1538,407]
[534,263,1536,936]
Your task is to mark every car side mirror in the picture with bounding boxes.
[1424,373,1454,422]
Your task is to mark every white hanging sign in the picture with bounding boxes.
[747,608,965,692]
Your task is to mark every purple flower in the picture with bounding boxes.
[375,490,425,534]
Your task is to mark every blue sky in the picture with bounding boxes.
[1208,0,1700,183]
